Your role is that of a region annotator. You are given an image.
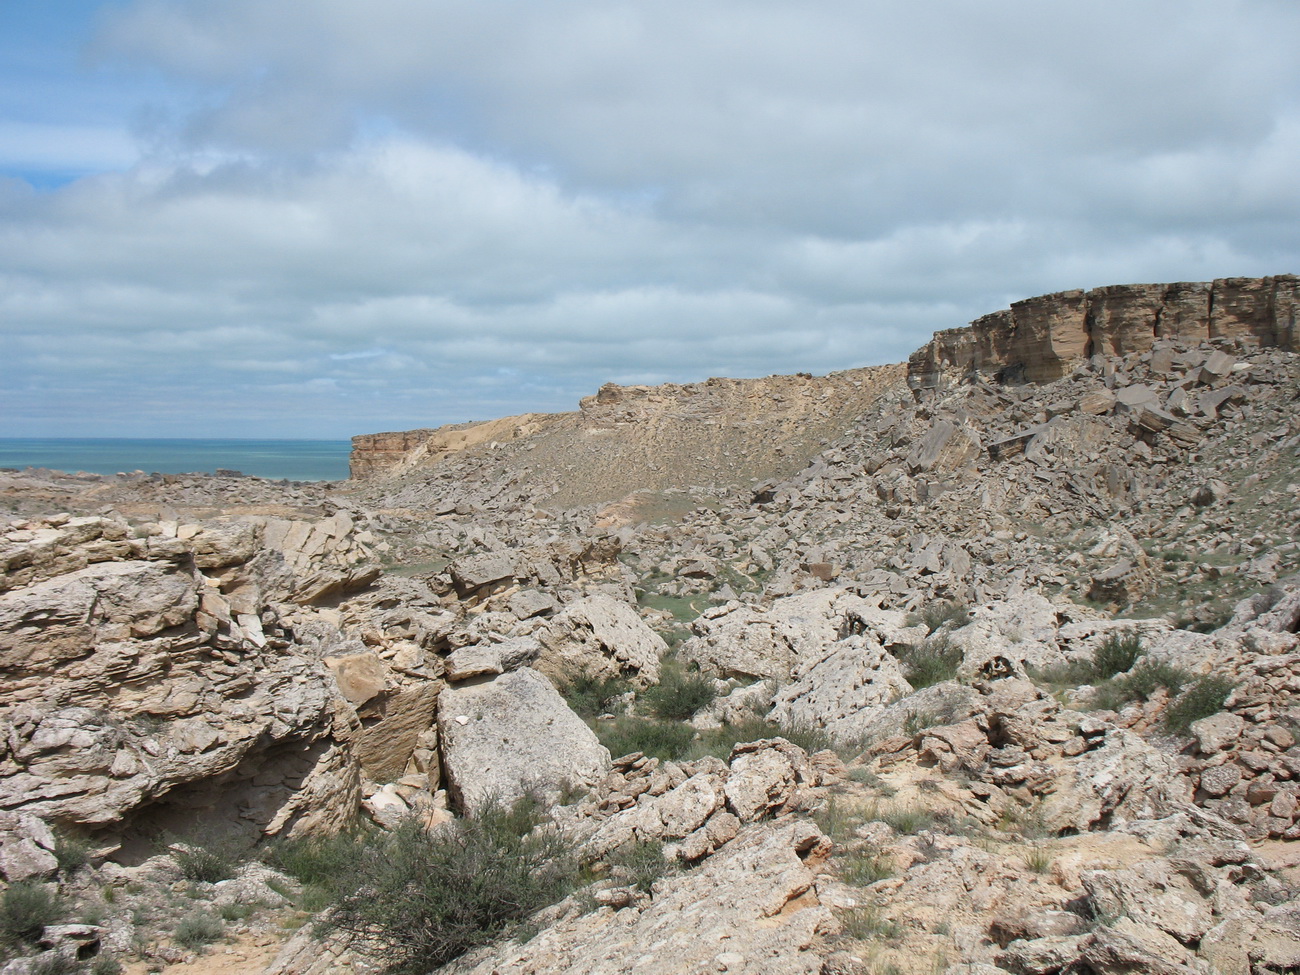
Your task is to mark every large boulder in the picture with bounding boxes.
[437,667,611,812]
[536,594,665,686]
[681,589,910,683]
[768,636,913,743]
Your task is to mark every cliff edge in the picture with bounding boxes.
[908,274,1298,391]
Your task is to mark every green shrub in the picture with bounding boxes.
[1163,676,1235,733]
[91,957,124,975]
[1092,632,1143,680]
[896,635,963,690]
[562,671,631,719]
[1091,660,1192,712]
[642,662,717,721]
[174,911,224,950]
[840,847,894,886]
[321,800,579,974]
[909,601,971,633]
[838,903,902,942]
[53,834,91,876]
[30,954,80,975]
[597,716,696,761]
[690,715,836,761]
[876,805,934,835]
[171,837,244,884]
[1024,844,1053,874]
[0,881,62,947]
[605,839,674,892]
[264,827,371,891]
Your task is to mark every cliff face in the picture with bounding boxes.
[908,275,1299,391]
[350,415,554,479]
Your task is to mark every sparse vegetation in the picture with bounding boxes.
[1024,843,1053,874]
[1163,675,1236,733]
[320,799,580,974]
[173,911,224,950]
[561,670,632,719]
[53,834,92,876]
[1091,659,1193,712]
[1,881,62,948]
[170,837,244,884]
[642,659,717,720]
[605,839,675,892]
[840,847,894,886]
[1092,632,1144,680]
[874,805,935,835]
[596,715,696,761]
[1032,631,1145,688]
[690,714,838,760]
[895,634,963,690]
[838,902,903,942]
[909,600,971,633]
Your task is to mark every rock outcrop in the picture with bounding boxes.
[909,274,1298,390]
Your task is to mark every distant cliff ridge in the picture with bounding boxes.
[908,275,1298,391]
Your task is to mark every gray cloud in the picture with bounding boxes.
[1,0,1297,437]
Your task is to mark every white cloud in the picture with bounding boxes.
[0,0,1296,437]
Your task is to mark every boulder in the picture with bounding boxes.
[536,594,665,686]
[768,636,913,744]
[437,667,610,812]
[724,739,815,822]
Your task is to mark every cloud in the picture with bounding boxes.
[0,0,1297,437]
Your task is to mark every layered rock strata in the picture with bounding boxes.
[909,275,1299,390]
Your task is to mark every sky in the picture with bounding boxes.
[2,1,1298,439]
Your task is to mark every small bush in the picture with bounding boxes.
[91,957,124,975]
[30,954,80,975]
[1092,632,1143,680]
[838,903,902,942]
[174,911,224,950]
[219,902,256,922]
[605,839,674,893]
[597,716,696,761]
[171,838,243,884]
[562,671,631,719]
[876,805,934,835]
[322,800,580,974]
[642,662,717,721]
[264,827,371,891]
[815,798,863,842]
[0,882,62,947]
[1164,676,1235,733]
[691,714,837,761]
[909,601,971,633]
[1024,844,1053,874]
[1091,660,1193,712]
[53,835,91,876]
[896,635,963,690]
[840,847,894,886]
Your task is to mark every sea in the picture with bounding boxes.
[0,438,353,482]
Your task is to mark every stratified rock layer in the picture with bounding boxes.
[908,275,1298,390]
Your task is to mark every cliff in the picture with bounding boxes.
[907,274,1299,391]
[350,414,555,479]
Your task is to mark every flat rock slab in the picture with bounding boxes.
[437,667,610,812]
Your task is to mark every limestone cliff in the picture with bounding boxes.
[908,274,1298,390]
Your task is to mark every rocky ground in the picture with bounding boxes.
[2,281,1298,975]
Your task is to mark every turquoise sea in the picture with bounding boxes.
[0,438,352,482]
